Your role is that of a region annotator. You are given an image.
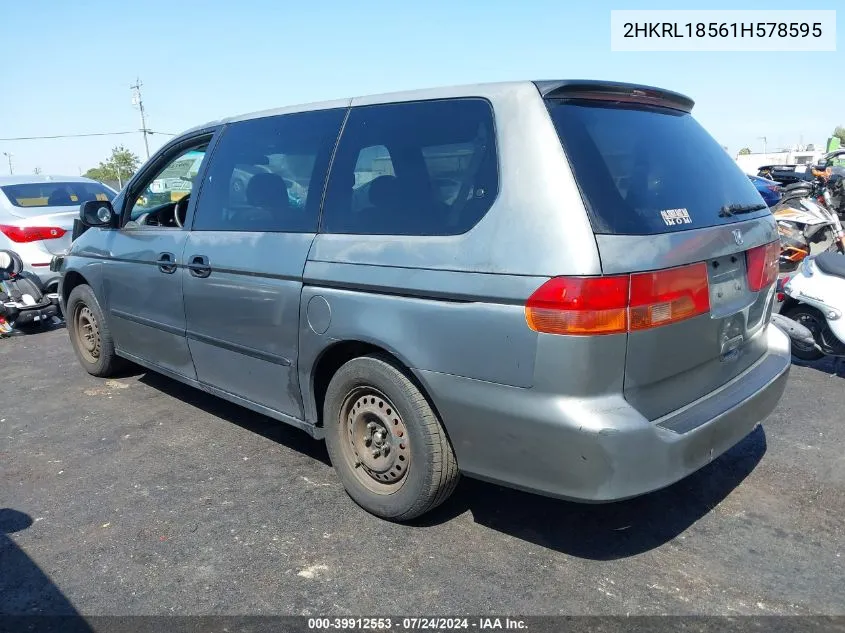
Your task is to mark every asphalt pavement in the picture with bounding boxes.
[1,326,843,616]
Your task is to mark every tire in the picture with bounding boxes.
[782,304,826,361]
[323,354,459,521]
[66,284,127,377]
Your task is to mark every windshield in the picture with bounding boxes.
[1,181,115,208]
[547,100,771,235]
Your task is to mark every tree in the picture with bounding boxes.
[738,147,752,155]
[833,126,845,144]
[84,145,141,187]
[33,166,42,175]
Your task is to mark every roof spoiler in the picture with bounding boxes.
[534,80,694,113]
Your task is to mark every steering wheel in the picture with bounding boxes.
[174,194,190,228]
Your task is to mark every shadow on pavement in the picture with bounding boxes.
[138,371,331,466]
[419,425,767,560]
[135,369,765,559]
[0,508,91,629]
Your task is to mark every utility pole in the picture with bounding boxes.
[758,136,768,155]
[130,78,151,160]
[2,152,12,175]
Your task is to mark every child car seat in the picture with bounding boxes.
[0,250,60,328]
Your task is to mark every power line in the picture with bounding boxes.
[0,131,134,141]
[0,130,176,141]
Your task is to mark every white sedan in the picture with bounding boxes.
[0,175,117,292]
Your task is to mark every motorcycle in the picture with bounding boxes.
[775,251,845,365]
[772,181,845,273]
[816,150,845,221]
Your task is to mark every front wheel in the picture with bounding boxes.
[324,355,459,521]
[782,304,826,361]
[66,284,127,376]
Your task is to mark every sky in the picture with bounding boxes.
[0,0,841,177]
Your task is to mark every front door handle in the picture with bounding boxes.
[188,254,211,278]
[156,252,177,274]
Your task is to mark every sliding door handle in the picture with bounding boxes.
[188,254,211,278]
[156,252,177,274]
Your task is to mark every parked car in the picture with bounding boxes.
[0,175,116,292]
[55,80,790,521]
[748,174,782,207]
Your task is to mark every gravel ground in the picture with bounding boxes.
[1,326,843,616]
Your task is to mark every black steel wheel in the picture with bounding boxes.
[324,354,459,521]
[66,284,127,376]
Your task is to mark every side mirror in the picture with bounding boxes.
[80,200,118,228]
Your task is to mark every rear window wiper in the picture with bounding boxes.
[719,203,768,217]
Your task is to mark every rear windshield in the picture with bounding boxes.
[547,100,771,235]
[1,181,115,208]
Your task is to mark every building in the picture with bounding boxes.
[735,145,823,175]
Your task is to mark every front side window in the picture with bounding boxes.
[321,98,498,236]
[127,146,208,227]
[192,108,346,232]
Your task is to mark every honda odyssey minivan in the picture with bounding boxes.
[54,80,791,521]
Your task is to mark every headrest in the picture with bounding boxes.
[368,175,401,209]
[47,189,74,206]
[246,173,289,210]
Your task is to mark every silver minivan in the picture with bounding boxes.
[55,80,791,521]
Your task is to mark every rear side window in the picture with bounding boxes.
[547,101,770,235]
[321,98,498,236]
[193,108,345,232]
[1,181,114,208]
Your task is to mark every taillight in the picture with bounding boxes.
[776,275,790,302]
[0,225,67,243]
[524,276,629,335]
[746,241,780,292]
[629,263,710,331]
[525,262,710,336]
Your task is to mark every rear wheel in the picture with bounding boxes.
[324,354,459,521]
[783,304,826,361]
[66,284,127,376]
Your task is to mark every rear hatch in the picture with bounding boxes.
[1,180,115,256]
[543,82,779,420]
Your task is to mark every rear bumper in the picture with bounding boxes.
[416,325,791,502]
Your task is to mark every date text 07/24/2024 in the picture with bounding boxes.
[307,617,528,630]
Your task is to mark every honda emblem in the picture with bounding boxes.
[732,229,744,246]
